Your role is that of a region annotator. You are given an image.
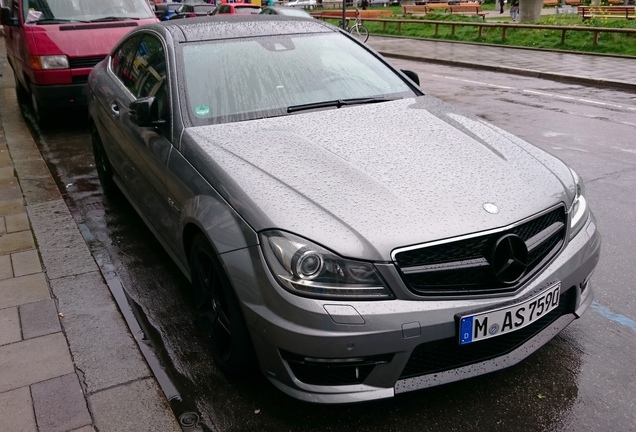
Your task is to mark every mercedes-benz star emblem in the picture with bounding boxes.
[483,203,499,214]
[489,234,529,284]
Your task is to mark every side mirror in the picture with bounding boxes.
[129,97,166,128]
[401,69,420,86]
[1,7,18,26]
[154,10,166,19]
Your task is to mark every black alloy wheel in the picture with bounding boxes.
[189,234,255,376]
[91,127,118,197]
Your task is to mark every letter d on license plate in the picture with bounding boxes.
[458,282,561,345]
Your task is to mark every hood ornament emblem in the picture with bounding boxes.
[483,203,499,214]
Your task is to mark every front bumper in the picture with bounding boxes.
[30,82,88,108]
[223,216,600,403]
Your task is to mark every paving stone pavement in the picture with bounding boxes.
[0,32,180,432]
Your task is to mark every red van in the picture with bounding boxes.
[1,0,158,125]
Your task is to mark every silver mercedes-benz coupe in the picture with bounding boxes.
[87,15,601,403]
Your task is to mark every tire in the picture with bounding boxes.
[349,24,369,43]
[189,233,256,377]
[91,126,118,197]
[14,75,28,105]
[30,91,51,128]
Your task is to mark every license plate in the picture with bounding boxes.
[458,282,561,345]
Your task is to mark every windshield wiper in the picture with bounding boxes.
[287,97,399,114]
[88,16,140,22]
[36,18,89,23]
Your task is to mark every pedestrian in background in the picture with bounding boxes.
[510,0,519,20]
[498,0,505,13]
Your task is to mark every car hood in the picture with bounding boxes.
[185,97,574,261]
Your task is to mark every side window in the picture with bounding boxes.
[130,35,169,120]
[130,36,166,98]
[112,35,142,91]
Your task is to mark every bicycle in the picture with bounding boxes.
[340,9,369,43]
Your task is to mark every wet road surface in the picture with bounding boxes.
[21,62,636,431]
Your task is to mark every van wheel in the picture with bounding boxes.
[189,233,255,377]
[91,127,118,197]
[14,76,28,105]
[30,92,50,127]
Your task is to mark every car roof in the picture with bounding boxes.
[159,15,335,41]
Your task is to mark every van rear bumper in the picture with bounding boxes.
[30,83,88,108]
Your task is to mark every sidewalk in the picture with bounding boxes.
[368,36,636,91]
[0,36,180,432]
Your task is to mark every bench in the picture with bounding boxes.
[545,0,582,5]
[402,4,449,14]
[578,5,635,19]
[402,3,482,15]
[316,9,393,17]
[448,4,486,19]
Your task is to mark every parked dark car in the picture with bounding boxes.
[154,2,183,20]
[87,15,600,404]
[171,2,217,18]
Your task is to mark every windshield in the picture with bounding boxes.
[23,0,155,23]
[181,33,416,126]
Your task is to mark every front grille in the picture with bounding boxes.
[395,206,567,296]
[72,75,89,85]
[281,351,393,386]
[399,288,575,379]
[69,56,105,69]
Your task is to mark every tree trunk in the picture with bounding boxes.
[519,0,544,22]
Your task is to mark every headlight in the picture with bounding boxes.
[568,167,589,239]
[30,55,69,70]
[260,230,393,300]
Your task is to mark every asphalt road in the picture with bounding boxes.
[23,62,636,432]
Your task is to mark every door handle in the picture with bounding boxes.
[110,103,120,116]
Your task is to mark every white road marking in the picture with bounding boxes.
[552,145,590,153]
[431,74,514,89]
[523,90,636,111]
[428,75,636,112]
[612,146,636,154]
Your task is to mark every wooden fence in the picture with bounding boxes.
[313,14,636,45]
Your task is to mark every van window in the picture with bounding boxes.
[22,0,155,22]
